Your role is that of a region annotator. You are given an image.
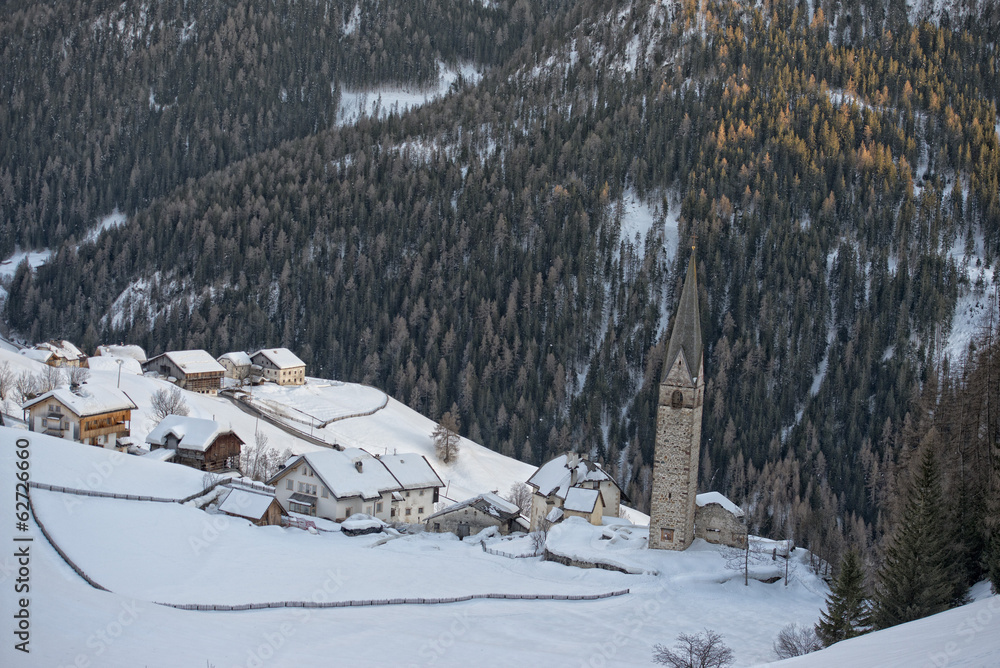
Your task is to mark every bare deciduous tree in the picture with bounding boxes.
[151,387,190,420]
[652,629,735,668]
[772,623,820,659]
[506,482,532,515]
[14,370,38,402]
[433,410,461,464]
[723,536,769,586]
[240,430,291,482]
[66,365,90,387]
[37,365,63,392]
[530,517,551,554]
[0,361,14,400]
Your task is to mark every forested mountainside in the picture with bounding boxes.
[5,0,1000,568]
[0,0,531,255]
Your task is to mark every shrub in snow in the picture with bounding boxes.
[772,623,820,659]
[652,629,734,668]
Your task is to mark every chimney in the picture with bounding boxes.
[355,460,363,473]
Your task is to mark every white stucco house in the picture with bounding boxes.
[525,452,627,530]
[268,448,443,523]
[250,348,306,386]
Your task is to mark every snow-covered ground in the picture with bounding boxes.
[336,62,481,125]
[1,346,998,666]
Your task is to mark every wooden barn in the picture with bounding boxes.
[425,493,524,538]
[217,483,285,526]
[144,350,225,395]
[146,415,243,472]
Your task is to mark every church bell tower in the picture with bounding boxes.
[649,247,704,550]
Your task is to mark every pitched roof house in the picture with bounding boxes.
[250,348,305,386]
[425,493,523,538]
[146,415,243,472]
[31,340,86,367]
[144,350,225,395]
[525,452,627,530]
[217,351,254,383]
[216,481,285,526]
[268,448,443,523]
[22,386,136,450]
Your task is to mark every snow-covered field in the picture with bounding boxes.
[1,347,998,667]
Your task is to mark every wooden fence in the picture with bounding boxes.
[155,589,630,611]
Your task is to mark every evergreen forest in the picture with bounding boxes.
[4,0,1000,613]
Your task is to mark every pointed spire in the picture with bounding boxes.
[663,247,702,384]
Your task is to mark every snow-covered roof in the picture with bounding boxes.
[377,452,444,490]
[563,487,600,514]
[695,492,744,517]
[141,449,176,462]
[218,488,277,521]
[426,492,520,522]
[251,348,305,369]
[20,348,52,363]
[148,350,225,375]
[22,387,137,416]
[526,453,617,500]
[36,340,85,361]
[218,351,253,367]
[276,448,400,501]
[86,356,143,375]
[95,344,147,363]
[146,415,237,452]
[546,507,564,523]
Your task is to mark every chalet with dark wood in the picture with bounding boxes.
[22,386,136,450]
[146,415,243,472]
[144,350,226,395]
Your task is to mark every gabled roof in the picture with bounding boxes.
[663,248,702,385]
[36,340,85,361]
[695,491,744,517]
[218,351,253,367]
[526,453,618,500]
[20,349,52,364]
[251,348,305,369]
[22,387,136,416]
[271,448,400,501]
[96,344,147,363]
[425,492,520,522]
[218,488,279,521]
[146,415,239,452]
[377,453,444,490]
[563,487,601,514]
[147,350,225,375]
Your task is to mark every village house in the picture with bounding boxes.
[268,448,443,523]
[216,481,285,527]
[144,350,226,395]
[250,348,306,386]
[376,452,445,522]
[425,493,524,538]
[32,340,87,367]
[217,351,254,384]
[94,344,148,364]
[22,386,136,450]
[694,492,748,548]
[146,415,244,472]
[526,452,626,531]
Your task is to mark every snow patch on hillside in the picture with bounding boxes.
[337,62,480,125]
[0,248,52,280]
[83,209,127,245]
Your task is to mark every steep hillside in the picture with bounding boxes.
[5,0,1000,570]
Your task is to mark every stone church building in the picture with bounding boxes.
[649,248,746,551]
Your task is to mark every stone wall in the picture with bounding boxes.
[694,503,747,548]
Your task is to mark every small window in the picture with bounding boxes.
[376,502,383,512]
[322,487,328,498]
[661,528,675,542]
[419,489,424,496]
[405,508,412,516]
[418,507,424,514]
[434,523,440,532]
[391,508,396,517]
[671,390,684,408]
[286,480,293,491]
[406,491,411,498]
[345,506,352,517]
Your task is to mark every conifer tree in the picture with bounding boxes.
[873,442,963,629]
[815,548,871,646]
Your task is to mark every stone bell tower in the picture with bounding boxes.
[649,247,704,550]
